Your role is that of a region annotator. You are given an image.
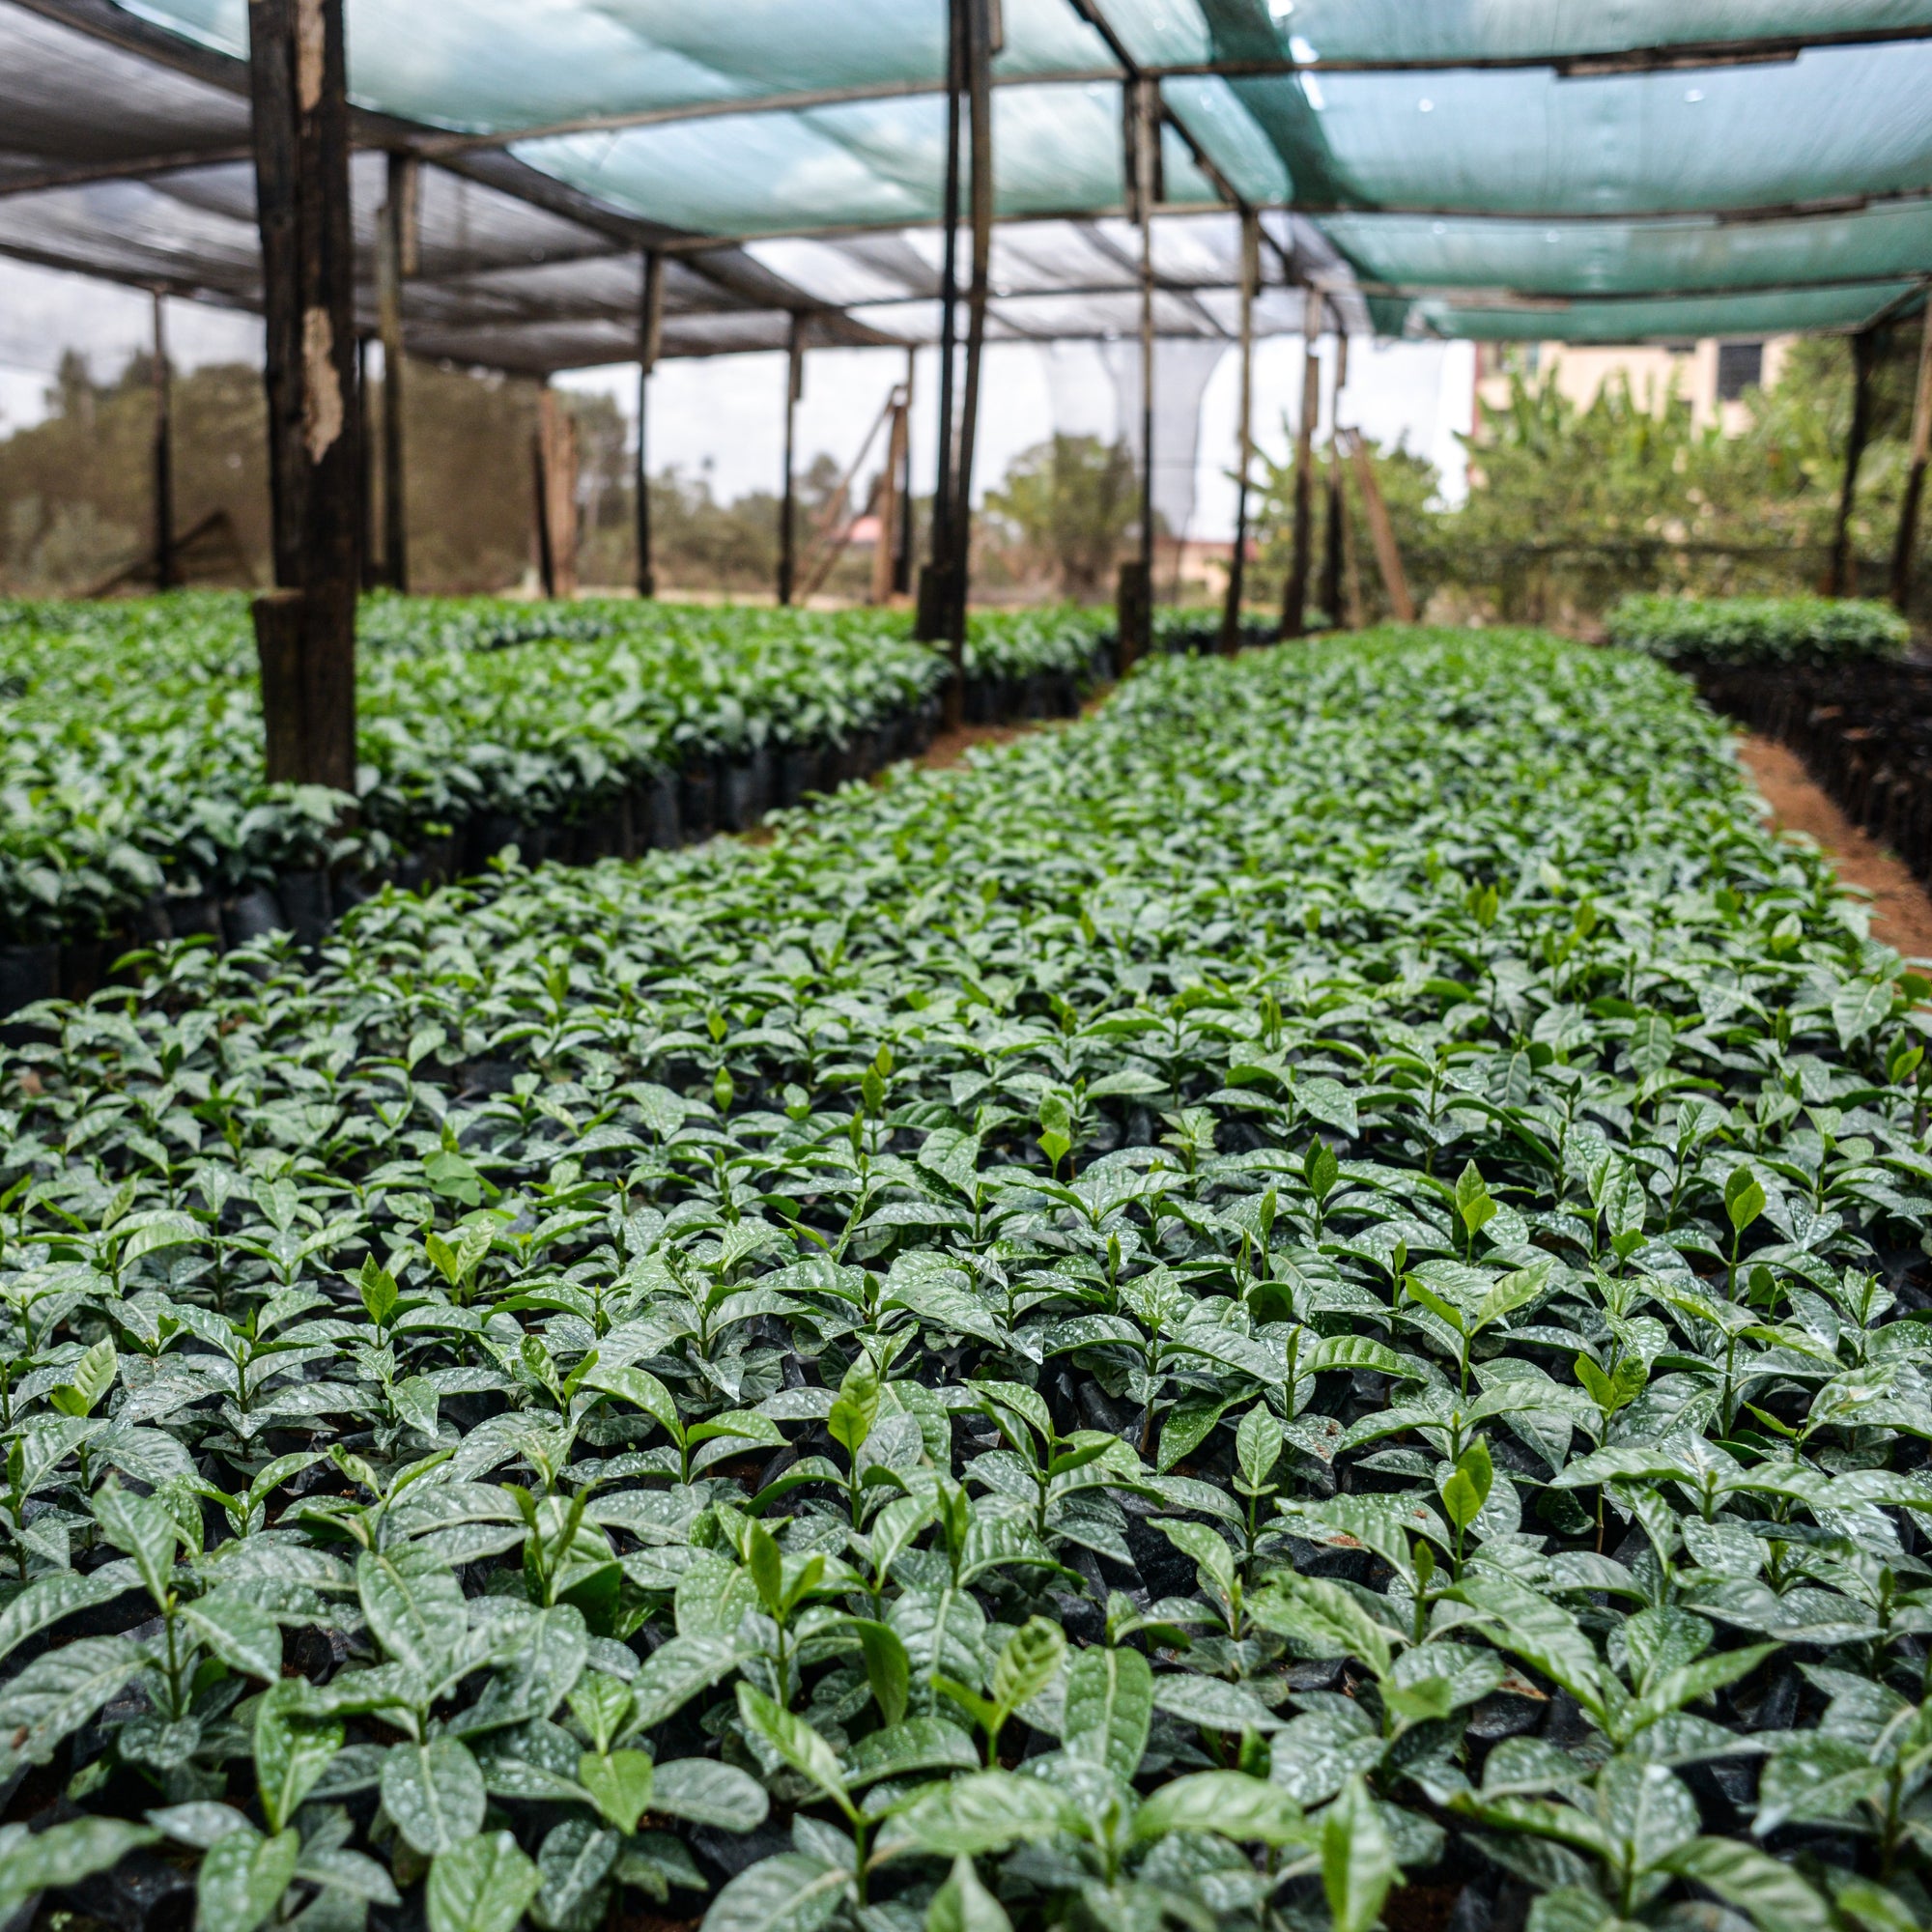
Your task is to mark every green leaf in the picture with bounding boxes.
[991,1616,1065,1717]
[887,1770,1067,1857]
[1724,1165,1766,1236]
[1833,978,1893,1050]
[1454,1160,1495,1237]
[582,1361,680,1437]
[91,1482,178,1605]
[1439,1436,1494,1533]
[849,1616,911,1727]
[180,1595,282,1682]
[626,1633,741,1730]
[381,1737,489,1856]
[0,1635,141,1775]
[701,1854,847,1932]
[0,1817,158,1918]
[254,1681,343,1833]
[827,1355,881,1462]
[1321,1777,1398,1932]
[357,1544,468,1677]
[46,1336,118,1418]
[735,1682,851,1813]
[1063,1644,1152,1783]
[0,1560,140,1665]
[578,1749,655,1834]
[925,1854,1011,1932]
[195,1826,300,1932]
[1134,1770,1305,1846]
[648,1757,770,1832]
[1236,1404,1284,1490]
[1248,1575,1395,1679]
[426,1832,541,1932]
[1661,1837,1831,1931]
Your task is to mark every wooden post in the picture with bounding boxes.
[541,390,580,599]
[531,392,555,599]
[247,0,359,796]
[1116,74,1159,671]
[894,345,916,595]
[1892,298,1932,611]
[357,333,378,589]
[1319,327,1349,626]
[872,387,908,605]
[1344,427,1414,622]
[917,0,966,643]
[1279,289,1322,639]
[1830,327,1878,597]
[1219,213,1258,653]
[778,314,804,606]
[376,151,415,592]
[636,249,664,597]
[151,290,176,591]
[946,0,993,720]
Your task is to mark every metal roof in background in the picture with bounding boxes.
[0,0,1928,371]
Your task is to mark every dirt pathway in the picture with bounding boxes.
[1737,733,1932,961]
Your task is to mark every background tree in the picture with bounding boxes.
[981,433,1137,599]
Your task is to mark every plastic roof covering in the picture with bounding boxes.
[0,0,1929,372]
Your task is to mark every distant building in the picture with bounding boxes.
[1473,335,1794,436]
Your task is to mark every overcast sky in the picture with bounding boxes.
[0,255,1476,539]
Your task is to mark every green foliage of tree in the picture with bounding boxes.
[981,434,1138,601]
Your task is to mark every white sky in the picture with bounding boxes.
[0,256,1476,539]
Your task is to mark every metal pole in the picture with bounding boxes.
[1892,298,1932,611]
[637,249,664,597]
[1220,212,1257,653]
[246,0,359,793]
[151,289,175,591]
[376,151,412,593]
[1279,288,1322,639]
[778,313,804,606]
[919,0,966,640]
[532,384,556,599]
[1830,327,1877,597]
[946,0,993,727]
[357,332,377,590]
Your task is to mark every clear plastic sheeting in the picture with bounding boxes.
[0,0,1927,360]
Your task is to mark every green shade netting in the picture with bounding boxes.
[1407,282,1923,342]
[1326,204,1932,299]
[56,0,1932,347]
[1098,0,1932,67]
[514,81,1132,237]
[1217,44,1932,216]
[120,0,1111,133]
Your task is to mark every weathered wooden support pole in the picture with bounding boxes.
[1892,299,1932,611]
[636,249,664,597]
[778,313,804,606]
[1344,427,1414,622]
[872,387,908,606]
[247,0,359,793]
[151,290,176,591]
[375,151,415,592]
[1830,327,1878,597]
[531,389,555,599]
[944,0,993,722]
[1116,74,1159,672]
[538,387,580,599]
[917,0,966,644]
[1320,327,1350,626]
[1220,213,1258,653]
[357,333,378,589]
[1279,289,1322,639]
[894,346,917,595]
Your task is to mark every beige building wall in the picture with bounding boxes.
[1474,334,1794,434]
